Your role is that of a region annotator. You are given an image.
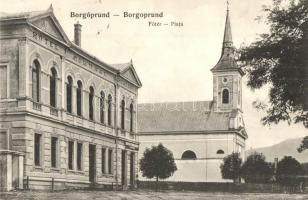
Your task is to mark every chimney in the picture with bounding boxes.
[74,22,82,47]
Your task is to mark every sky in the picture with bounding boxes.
[0,0,306,149]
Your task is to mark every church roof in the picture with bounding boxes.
[223,8,232,45]
[211,8,244,75]
[138,101,238,134]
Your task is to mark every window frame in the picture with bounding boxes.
[107,95,112,126]
[108,148,113,174]
[181,150,197,160]
[34,133,42,167]
[0,64,9,99]
[216,149,225,154]
[89,86,95,121]
[32,60,41,103]
[66,76,73,113]
[76,80,83,116]
[50,68,57,108]
[76,142,83,171]
[222,88,229,104]
[51,136,59,168]
[101,147,106,174]
[129,103,134,132]
[121,99,125,130]
[100,91,105,124]
[68,140,74,170]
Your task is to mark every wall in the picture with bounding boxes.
[138,132,243,182]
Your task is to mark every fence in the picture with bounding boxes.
[138,180,308,193]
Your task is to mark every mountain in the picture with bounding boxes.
[246,138,308,163]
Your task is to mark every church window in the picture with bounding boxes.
[121,99,125,129]
[76,81,83,116]
[32,60,41,102]
[181,150,197,160]
[222,89,229,104]
[89,86,94,120]
[66,76,73,113]
[217,149,224,154]
[223,77,228,83]
[50,67,57,107]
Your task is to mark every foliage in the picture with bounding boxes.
[276,156,304,185]
[298,136,308,152]
[238,0,308,128]
[220,152,242,183]
[139,143,177,191]
[241,152,274,183]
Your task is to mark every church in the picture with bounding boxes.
[137,8,247,182]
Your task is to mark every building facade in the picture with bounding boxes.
[137,8,247,182]
[0,6,142,191]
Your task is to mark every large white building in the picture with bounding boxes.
[137,8,247,182]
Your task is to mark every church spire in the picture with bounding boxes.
[211,1,244,75]
[222,2,233,50]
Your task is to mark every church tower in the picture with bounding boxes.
[211,6,244,112]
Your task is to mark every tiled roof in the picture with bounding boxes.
[137,101,234,133]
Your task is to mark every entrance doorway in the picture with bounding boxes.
[89,144,96,183]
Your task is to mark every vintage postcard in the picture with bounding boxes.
[0,0,307,199]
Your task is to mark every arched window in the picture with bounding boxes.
[121,99,125,129]
[77,80,83,116]
[107,95,112,126]
[100,91,105,124]
[89,86,94,120]
[217,149,224,154]
[66,76,73,113]
[50,68,57,107]
[181,150,197,160]
[32,60,40,102]
[130,103,134,132]
[222,89,229,104]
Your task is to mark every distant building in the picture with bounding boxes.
[137,8,247,182]
[0,5,142,191]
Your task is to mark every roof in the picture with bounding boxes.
[211,8,244,75]
[223,9,232,45]
[0,10,47,19]
[0,5,142,87]
[110,62,132,71]
[138,101,237,133]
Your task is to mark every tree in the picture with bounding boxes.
[139,143,177,191]
[241,152,274,183]
[220,152,242,183]
[238,0,308,128]
[276,156,304,186]
[298,136,308,152]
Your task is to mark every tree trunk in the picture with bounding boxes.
[155,176,158,192]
